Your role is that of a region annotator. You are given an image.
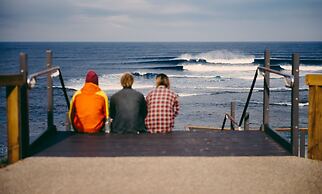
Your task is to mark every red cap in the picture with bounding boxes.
[85,70,98,85]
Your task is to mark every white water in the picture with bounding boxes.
[65,73,154,91]
[183,64,257,72]
[178,50,255,64]
[281,65,322,72]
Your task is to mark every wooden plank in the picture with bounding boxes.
[6,86,21,163]
[306,74,322,86]
[307,85,322,160]
[31,131,290,157]
[0,74,24,86]
[275,128,307,132]
[185,125,223,131]
[265,126,292,153]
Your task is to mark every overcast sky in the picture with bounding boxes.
[1,0,321,41]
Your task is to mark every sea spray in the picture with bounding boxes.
[178,50,255,64]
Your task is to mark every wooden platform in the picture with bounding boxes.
[30,130,290,157]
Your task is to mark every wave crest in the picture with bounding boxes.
[178,50,255,64]
[183,64,257,72]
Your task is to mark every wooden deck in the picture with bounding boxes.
[30,130,290,157]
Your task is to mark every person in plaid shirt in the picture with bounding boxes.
[145,73,179,133]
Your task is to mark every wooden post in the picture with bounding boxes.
[20,53,29,158]
[262,49,270,131]
[65,112,71,131]
[6,86,21,163]
[46,50,55,131]
[231,101,236,130]
[244,112,249,131]
[306,74,322,160]
[291,53,299,156]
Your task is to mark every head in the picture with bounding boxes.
[121,72,134,88]
[85,70,99,85]
[156,73,170,88]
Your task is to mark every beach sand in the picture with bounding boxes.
[1,156,321,194]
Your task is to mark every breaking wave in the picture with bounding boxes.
[178,50,255,64]
[131,71,222,79]
[183,64,258,72]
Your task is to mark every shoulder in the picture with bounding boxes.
[132,88,145,97]
[146,89,157,98]
[110,90,121,102]
[72,90,82,98]
[95,90,108,100]
[167,89,179,98]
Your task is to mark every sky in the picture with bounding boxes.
[0,0,321,41]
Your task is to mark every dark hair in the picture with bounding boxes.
[156,73,170,88]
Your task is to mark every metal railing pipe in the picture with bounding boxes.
[258,67,294,80]
[58,69,70,110]
[27,67,70,110]
[28,67,60,83]
[239,69,258,126]
[222,113,240,130]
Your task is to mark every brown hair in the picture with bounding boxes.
[121,73,134,88]
[156,73,170,88]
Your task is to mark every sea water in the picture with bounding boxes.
[1,42,322,157]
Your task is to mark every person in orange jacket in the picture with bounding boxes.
[69,70,109,133]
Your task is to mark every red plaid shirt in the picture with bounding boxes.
[145,86,179,133]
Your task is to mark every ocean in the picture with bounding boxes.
[1,42,322,157]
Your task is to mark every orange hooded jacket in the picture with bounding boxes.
[69,82,109,133]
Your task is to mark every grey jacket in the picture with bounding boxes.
[109,88,147,134]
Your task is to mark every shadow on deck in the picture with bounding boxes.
[30,131,290,157]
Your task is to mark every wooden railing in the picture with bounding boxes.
[0,50,69,164]
[221,49,305,157]
[0,53,29,163]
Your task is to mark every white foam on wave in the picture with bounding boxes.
[251,100,308,107]
[132,71,221,79]
[65,73,154,91]
[281,65,322,72]
[179,50,255,64]
[178,93,206,97]
[183,64,257,72]
[176,85,307,92]
[168,74,221,79]
[237,73,286,80]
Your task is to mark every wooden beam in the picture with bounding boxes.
[6,86,21,163]
[186,125,232,131]
[0,74,24,86]
[20,53,29,158]
[306,74,322,160]
[275,128,307,132]
[306,74,322,86]
[291,53,300,156]
[263,49,270,131]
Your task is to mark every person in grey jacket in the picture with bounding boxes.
[109,73,147,134]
